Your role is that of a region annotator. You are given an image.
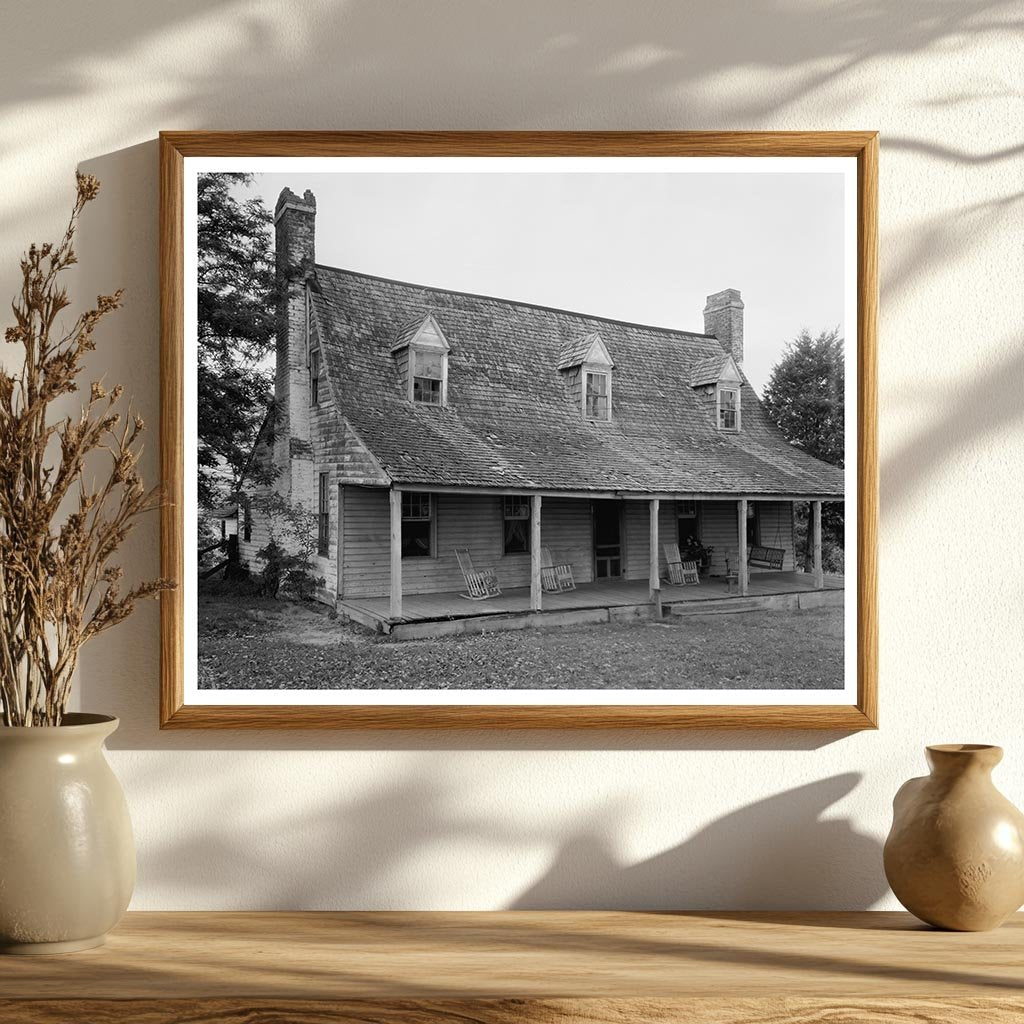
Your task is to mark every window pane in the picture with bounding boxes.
[503,496,530,553]
[586,373,609,418]
[311,348,320,405]
[401,492,432,557]
[415,350,444,379]
[402,519,432,557]
[413,377,442,404]
[503,496,530,520]
[402,492,431,520]
[718,388,738,429]
[504,518,529,554]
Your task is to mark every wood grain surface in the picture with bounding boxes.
[159,130,879,730]
[2,911,1022,996]
[4,997,1024,1024]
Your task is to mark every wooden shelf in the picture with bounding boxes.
[1,911,1022,1022]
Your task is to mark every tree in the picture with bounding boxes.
[762,328,845,572]
[197,173,276,510]
[762,327,844,467]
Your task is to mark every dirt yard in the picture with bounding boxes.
[198,589,844,691]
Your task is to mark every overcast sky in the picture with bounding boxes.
[243,169,846,394]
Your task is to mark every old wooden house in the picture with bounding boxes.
[237,187,845,637]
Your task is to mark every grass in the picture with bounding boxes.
[198,590,844,691]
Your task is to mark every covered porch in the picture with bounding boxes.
[339,569,844,640]
[372,488,840,636]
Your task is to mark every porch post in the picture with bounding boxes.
[737,498,749,597]
[389,488,402,620]
[649,498,661,614]
[530,494,543,612]
[812,499,824,590]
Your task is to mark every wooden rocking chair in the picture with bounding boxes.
[540,547,576,593]
[454,548,502,600]
[663,542,700,586]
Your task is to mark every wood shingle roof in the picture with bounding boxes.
[312,266,844,498]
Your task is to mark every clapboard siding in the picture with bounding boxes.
[699,500,741,576]
[338,424,388,485]
[343,489,510,598]
[311,465,337,597]
[620,500,679,581]
[540,497,594,586]
[341,489,597,598]
[623,502,645,581]
[341,486,390,598]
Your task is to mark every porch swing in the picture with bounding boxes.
[747,504,786,572]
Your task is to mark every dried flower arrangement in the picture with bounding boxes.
[0,174,173,726]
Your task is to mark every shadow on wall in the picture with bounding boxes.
[2,1,1017,124]
[0,0,1019,239]
[511,774,885,910]
[884,341,1024,513]
[134,759,884,909]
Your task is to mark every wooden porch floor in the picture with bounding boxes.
[339,571,844,631]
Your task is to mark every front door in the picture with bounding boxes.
[593,500,623,579]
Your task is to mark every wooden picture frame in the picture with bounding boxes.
[160,131,877,729]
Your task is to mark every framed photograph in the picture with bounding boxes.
[160,132,877,729]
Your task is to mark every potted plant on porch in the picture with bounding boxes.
[680,536,714,576]
[0,175,172,953]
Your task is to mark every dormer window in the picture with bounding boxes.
[391,313,450,407]
[412,349,444,405]
[585,371,610,420]
[558,331,615,422]
[691,353,743,433]
[718,386,740,431]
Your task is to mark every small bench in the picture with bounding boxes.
[748,545,785,571]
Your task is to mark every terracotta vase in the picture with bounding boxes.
[0,713,135,953]
[884,744,1024,931]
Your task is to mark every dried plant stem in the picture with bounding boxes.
[0,175,173,726]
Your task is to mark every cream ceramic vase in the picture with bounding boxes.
[884,744,1024,931]
[0,713,134,953]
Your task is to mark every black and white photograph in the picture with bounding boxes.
[182,153,858,708]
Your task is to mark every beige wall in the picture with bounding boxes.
[2,1,1020,911]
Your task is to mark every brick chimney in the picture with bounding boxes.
[272,188,317,502]
[703,288,744,366]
